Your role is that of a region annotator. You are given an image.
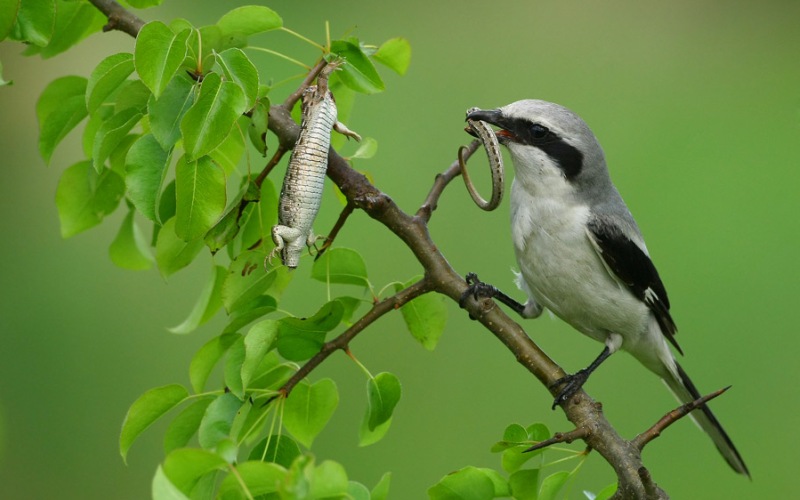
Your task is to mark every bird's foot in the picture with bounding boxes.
[459,272,500,308]
[549,369,591,410]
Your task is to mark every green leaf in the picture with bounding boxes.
[0,0,20,42]
[55,161,124,238]
[37,2,103,59]
[85,52,134,114]
[158,180,177,225]
[248,434,301,468]
[246,355,296,392]
[216,48,259,109]
[221,250,281,313]
[218,461,286,498]
[330,40,385,94]
[175,155,227,241]
[538,471,571,500]
[222,295,277,333]
[350,137,378,160]
[198,392,243,449]
[277,301,344,362]
[163,397,215,454]
[11,0,54,46]
[500,422,548,473]
[395,279,447,350]
[125,134,170,222]
[367,372,401,431]
[180,72,246,161]
[247,97,269,155]
[209,117,246,175]
[223,335,246,398]
[37,75,86,124]
[120,384,189,463]
[148,72,195,150]
[348,481,371,500]
[309,460,349,499]
[127,0,164,7]
[204,203,242,254]
[481,468,512,498]
[135,21,190,98]
[509,469,539,500]
[189,332,240,393]
[155,217,205,277]
[152,465,190,500]
[283,378,338,448]
[162,448,227,495]
[93,107,143,172]
[311,247,370,287]
[82,105,113,158]
[358,412,392,447]
[371,472,392,500]
[594,482,619,500]
[216,6,282,38]
[427,466,496,500]
[241,320,278,388]
[168,265,226,334]
[114,79,151,113]
[109,209,153,270]
[373,37,412,76]
[37,76,88,164]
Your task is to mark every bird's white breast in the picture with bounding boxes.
[509,176,650,344]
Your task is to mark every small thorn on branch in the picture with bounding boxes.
[633,386,731,451]
[523,427,589,453]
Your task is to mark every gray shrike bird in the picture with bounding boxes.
[461,99,748,476]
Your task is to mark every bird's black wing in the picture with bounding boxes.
[586,215,682,354]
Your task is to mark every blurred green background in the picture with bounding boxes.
[1,0,798,498]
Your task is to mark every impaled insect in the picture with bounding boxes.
[270,62,361,269]
[460,106,504,211]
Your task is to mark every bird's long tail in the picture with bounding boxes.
[661,361,750,477]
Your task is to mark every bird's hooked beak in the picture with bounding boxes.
[465,108,516,144]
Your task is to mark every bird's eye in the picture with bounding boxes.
[530,123,549,140]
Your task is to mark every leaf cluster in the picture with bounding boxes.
[9,1,634,498]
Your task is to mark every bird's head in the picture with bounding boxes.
[466,100,609,191]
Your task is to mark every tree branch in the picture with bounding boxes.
[89,3,677,495]
[88,0,145,37]
[274,278,432,399]
[417,139,480,222]
[524,427,589,453]
[267,104,667,499]
[633,386,730,451]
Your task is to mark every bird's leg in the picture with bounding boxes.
[549,346,612,409]
[459,272,527,316]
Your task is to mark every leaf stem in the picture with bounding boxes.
[345,347,373,379]
[280,26,325,51]
[246,47,311,69]
[227,463,255,500]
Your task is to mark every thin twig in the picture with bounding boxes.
[271,278,432,400]
[417,139,480,222]
[282,59,327,110]
[633,386,731,451]
[88,0,145,37]
[524,427,590,453]
[255,145,288,187]
[315,202,355,261]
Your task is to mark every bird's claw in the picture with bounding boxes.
[459,272,499,308]
[549,369,590,410]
